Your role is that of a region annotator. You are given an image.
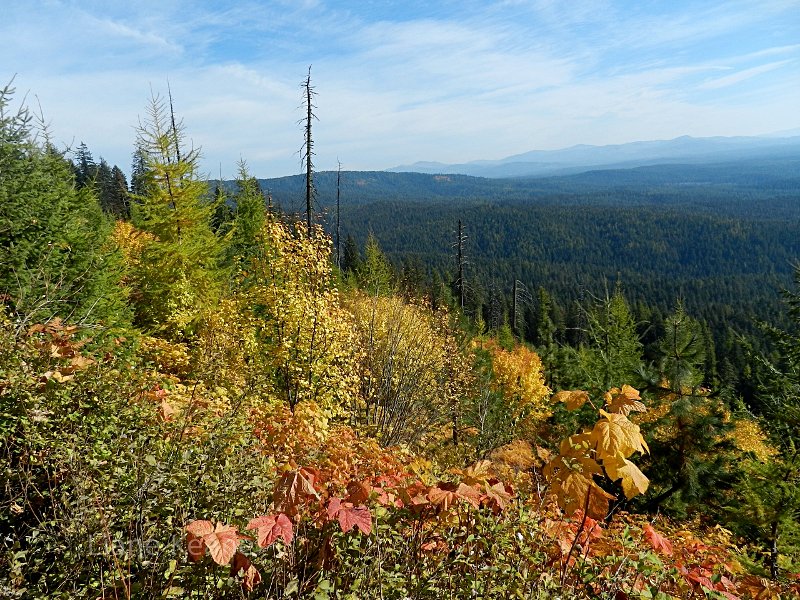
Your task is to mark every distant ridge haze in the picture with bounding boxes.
[387,135,800,178]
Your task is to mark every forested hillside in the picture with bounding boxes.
[3,83,800,599]
[260,160,800,397]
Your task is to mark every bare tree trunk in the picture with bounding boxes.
[336,160,341,268]
[302,66,316,236]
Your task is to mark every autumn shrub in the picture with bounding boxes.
[244,220,359,417]
[344,292,460,447]
[0,316,276,598]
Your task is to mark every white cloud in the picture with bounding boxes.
[698,60,794,90]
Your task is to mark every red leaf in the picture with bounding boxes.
[272,469,319,516]
[338,505,372,535]
[643,524,673,557]
[326,497,344,521]
[246,513,294,547]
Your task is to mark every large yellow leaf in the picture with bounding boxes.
[604,385,646,415]
[552,470,614,519]
[553,390,590,411]
[603,453,649,499]
[591,410,649,460]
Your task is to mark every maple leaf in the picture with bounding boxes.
[455,482,483,509]
[552,471,614,519]
[461,460,493,486]
[185,520,241,565]
[231,551,262,592]
[603,453,649,499]
[483,481,513,512]
[246,513,294,547]
[272,468,319,516]
[535,445,552,463]
[338,505,372,535]
[346,480,372,504]
[604,385,646,415]
[553,389,590,411]
[592,410,649,461]
[643,524,673,556]
[428,484,459,511]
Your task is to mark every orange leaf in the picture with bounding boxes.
[455,483,483,509]
[643,524,673,556]
[185,520,240,565]
[483,481,513,512]
[604,385,646,415]
[428,484,459,511]
[247,513,294,547]
[231,552,262,592]
[273,469,319,516]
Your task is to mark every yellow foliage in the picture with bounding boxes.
[486,340,551,422]
[727,417,776,461]
[544,386,650,518]
[345,292,459,447]
[138,335,192,378]
[246,220,359,417]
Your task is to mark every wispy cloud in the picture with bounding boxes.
[2,0,799,176]
[698,60,794,90]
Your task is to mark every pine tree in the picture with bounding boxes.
[643,302,736,516]
[128,91,220,338]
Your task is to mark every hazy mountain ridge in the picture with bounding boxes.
[255,155,800,212]
[387,135,800,178]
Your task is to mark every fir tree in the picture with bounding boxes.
[571,285,643,394]
[0,83,127,328]
[227,160,266,268]
[357,233,394,296]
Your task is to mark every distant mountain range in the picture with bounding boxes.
[387,134,800,178]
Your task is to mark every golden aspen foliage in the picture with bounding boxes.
[345,292,459,447]
[245,220,359,417]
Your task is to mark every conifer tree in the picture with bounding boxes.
[128,91,220,338]
[357,233,394,296]
[732,265,800,577]
[341,234,361,274]
[571,286,643,394]
[227,160,266,268]
[0,84,126,328]
[643,302,735,516]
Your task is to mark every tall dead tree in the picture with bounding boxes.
[512,279,532,338]
[336,160,342,268]
[455,219,466,310]
[301,66,317,235]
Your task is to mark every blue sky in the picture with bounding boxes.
[2,0,799,178]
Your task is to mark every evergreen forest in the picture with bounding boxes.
[2,80,800,599]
